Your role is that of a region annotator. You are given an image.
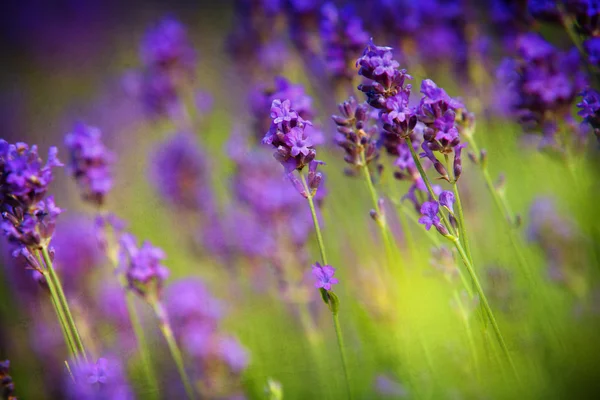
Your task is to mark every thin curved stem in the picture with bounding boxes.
[299,171,353,400]
[360,151,396,263]
[125,294,160,400]
[152,301,197,400]
[42,246,88,362]
[451,237,516,375]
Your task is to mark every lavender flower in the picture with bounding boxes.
[418,201,440,231]
[263,99,322,177]
[0,360,17,400]
[584,37,600,66]
[331,96,379,174]
[497,33,586,149]
[218,336,250,373]
[320,3,369,81]
[577,88,600,141]
[439,191,455,213]
[0,140,62,211]
[119,234,169,300]
[64,123,114,206]
[312,262,338,291]
[149,132,212,211]
[65,357,134,400]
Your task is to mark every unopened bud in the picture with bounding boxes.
[435,223,449,237]
[370,209,380,222]
[480,149,488,169]
[468,151,478,165]
[449,214,458,232]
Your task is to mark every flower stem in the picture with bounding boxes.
[360,151,396,263]
[38,260,77,360]
[299,171,353,400]
[152,301,197,400]
[41,246,88,362]
[125,293,160,400]
[450,237,516,375]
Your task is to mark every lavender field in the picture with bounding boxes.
[1,1,599,399]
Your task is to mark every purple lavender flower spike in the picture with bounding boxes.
[65,356,134,400]
[149,132,212,212]
[320,2,369,82]
[140,17,196,75]
[218,336,250,374]
[439,191,455,213]
[418,201,440,231]
[119,233,169,300]
[64,123,114,207]
[312,261,339,291]
[0,140,62,211]
[263,99,320,174]
[0,360,17,400]
[578,88,600,143]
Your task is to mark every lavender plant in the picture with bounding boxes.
[0,360,17,400]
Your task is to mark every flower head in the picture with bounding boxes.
[439,191,455,213]
[64,123,114,206]
[0,140,62,211]
[119,234,169,300]
[312,262,339,291]
[140,17,196,74]
[418,201,441,231]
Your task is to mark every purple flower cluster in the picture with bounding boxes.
[64,123,114,207]
[263,99,324,178]
[65,357,134,400]
[165,279,248,397]
[417,79,470,181]
[320,3,369,81]
[149,132,212,212]
[0,360,16,400]
[119,234,169,300]
[577,88,600,141]
[0,140,63,262]
[497,33,586,148]
[331,96,379,175]
[250,77,323,145]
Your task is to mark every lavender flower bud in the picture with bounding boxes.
[0,360,16,400]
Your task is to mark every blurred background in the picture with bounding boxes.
[1,0,600,399]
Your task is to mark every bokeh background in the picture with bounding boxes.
[1,0,600,399]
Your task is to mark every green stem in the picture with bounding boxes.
[41,246,88,362]
[360,152,396,263]
[39,264,77,360]
[152,301,197,400]
[452,291,479,376]
[299,171,353,400]
[333,313,353,400]
[450,237,516,374]
[125,293,160,400]
[452,182,472,262]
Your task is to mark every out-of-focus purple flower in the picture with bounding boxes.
[218,336,250,373]
[149,132,212,212]
[165,278,223,327]
[584,37,600,66]
[320,3,369,81]
[0,360,17,400]
[498,33,586,149]
[66,357,134,400]
[430,246,458,281]
[418,201,440,231]
[140,17,196,74]
[119,234,169,300]
[51,215,103,293]
[311,262,338,291]
[374,374,407,397]
[439,191,455,213]
[64,123,114,207]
